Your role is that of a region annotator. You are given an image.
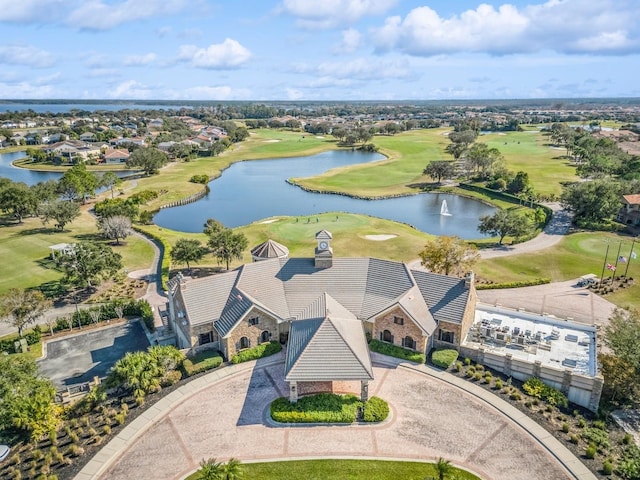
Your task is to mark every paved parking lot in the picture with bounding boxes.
[38,321,150,387]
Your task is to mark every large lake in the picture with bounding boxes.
[0,150,133,185]
[154,150,497,238]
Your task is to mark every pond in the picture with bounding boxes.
[153,150,497,239]
[0,150,134,186]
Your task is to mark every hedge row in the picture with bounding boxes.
[231,341,282,364]
[476,278,551,290]
[0,327,42,354]
[431,348,459,368]
[271,394,390,424]
[133,226,172,291]
[369,339,425,363]
[51,299,154,335]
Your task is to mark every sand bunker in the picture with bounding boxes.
[264,139,281,143]
[365,234,397,241]
[259,218,280,224]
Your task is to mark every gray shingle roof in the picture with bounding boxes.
[411,270,470,324]
[250,239,289,259]
[181,270,238,326]
[175,255,471,337]
[315,229,332,240]
[285,293,373,382]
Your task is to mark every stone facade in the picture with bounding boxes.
[373,306,427,353]
[222,307,279,360]
[435,279,476,348]
[298,380,361,397]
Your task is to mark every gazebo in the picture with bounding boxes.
[250,239,289,262]
[284,293,374,403]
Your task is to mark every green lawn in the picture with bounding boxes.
[478,130,578,197]
[187,459,480,480]
[476,232,640,310]
[0,208,153,295]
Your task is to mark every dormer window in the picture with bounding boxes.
[248,316,259,326]
[393,316,404,325]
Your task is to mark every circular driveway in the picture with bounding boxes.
[97,358,576,480]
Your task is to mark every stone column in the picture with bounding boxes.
[477,347,485,365]
[289,381,298,403]
[504,353,512,377]
[533,360,542,378]
[588,377,604,413]
[561,369,572,395]
[360,381,369,402]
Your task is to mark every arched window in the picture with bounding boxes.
[403,336,415,350]
[260,330,270,343]
[239,336,250,350]
[381,329,394,344]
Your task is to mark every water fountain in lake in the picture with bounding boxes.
[440,199,452,216]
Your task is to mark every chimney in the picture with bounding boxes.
[464,271,475,289]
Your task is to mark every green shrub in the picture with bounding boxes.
[570,434,580,445]
[473,372,482,381]
[431,349,458,368]
[510,391,522,401]
[582,428,611,450]
[454,361,463,372]
[189,174,209,184]
[270,393,361,423]
[464,357,471,366]
[522,377,568,408]
[368,340,425,363]
[578,418,587,428]
[231,341,282,364]
[586,445,597,459]
[562,422,570,433]
[602,460,613,476]
[593,420,607,430]
[494,379,503,390]
[183,351,223,376]
[623,433,633,445]
[362,397,389,422]
[475,364,485,371]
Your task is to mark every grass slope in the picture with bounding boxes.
[476,232,640,309]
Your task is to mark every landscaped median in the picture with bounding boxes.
[270,393,389,424]
[368,339,425,363]
[231,341,282,364]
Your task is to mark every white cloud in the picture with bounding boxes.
[0,45,54,67]
[123,53,157,66]
[0,81,55,98]
[334,28,362,54]
[0,0,66,23]
[286,88,304,100]
[374,0,639,56]
[294,57,411,80]
[106,80,154,99]
[282,0,397,29]
[67,0,189,30]
[86,68,121,79]
[177,39,252,69]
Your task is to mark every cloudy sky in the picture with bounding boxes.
[0,0,638,100]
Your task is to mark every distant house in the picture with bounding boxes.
[79,132,96,142]
[157,141,176,152]
[103,148,130,164]
[617,194,640,226]
[42,140,102,163]
[149,118,164,129]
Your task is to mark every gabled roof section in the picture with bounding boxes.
[397,285,437,335]
[285,293,373,382]
[236,259,289,320]
[214,286,255,337]
[315,229,332,240]
[361,258,415,318]
[180,270,239,326]
[411,270,470,325]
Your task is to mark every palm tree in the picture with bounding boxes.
[198,457,224,480]
[434,457,453,480]
[222,457,244,480]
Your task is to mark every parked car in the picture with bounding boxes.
[0,444,10,462]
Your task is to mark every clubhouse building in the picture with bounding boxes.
[167,230,476,401]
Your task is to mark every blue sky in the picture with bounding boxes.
[0,0,638,100]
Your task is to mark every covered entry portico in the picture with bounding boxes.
[284,293,374,403]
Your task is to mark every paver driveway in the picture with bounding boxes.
[101,359,573,480]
